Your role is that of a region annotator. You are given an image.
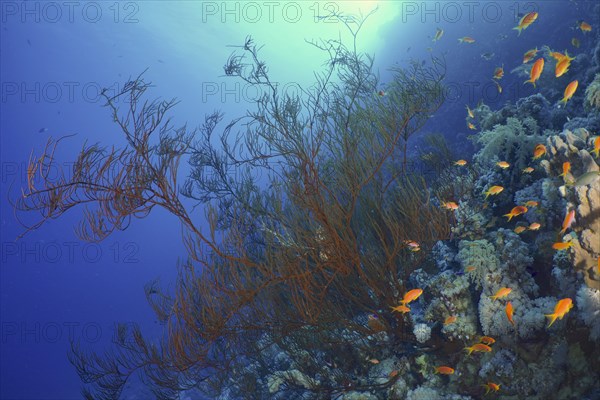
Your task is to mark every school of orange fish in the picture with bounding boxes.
[385,12,599,396]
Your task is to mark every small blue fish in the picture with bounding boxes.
[38,128,48,133]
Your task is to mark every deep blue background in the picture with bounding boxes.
[1,1,596,398]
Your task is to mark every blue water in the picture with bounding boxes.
[1,1,598,399]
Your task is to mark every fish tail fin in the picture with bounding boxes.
[504,213,513,221]
[489,295,497,301]
[546,313,557,327]
[464,346,473,356]
[592,149,599,158]
[513,26,523,36]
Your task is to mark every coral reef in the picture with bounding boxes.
[341,392,378,400]
[450,201,490,240]
[478,349,516,379]
[431,241,455,271]
[479,294,557,339]
[473,117,547,186]
[478,94,564,131]
[30,9,600,400]
[423,270,478,341]
[506,339,568,400]
[412,323,432,343]
[406,386,440,400]
[541,128,600,289]
[267,369,318,394]
[585,73,600,110]
[576,285,600,340]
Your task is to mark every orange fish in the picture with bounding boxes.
[528,222,541,231]
[549,51,564,61]
[559,162,571,178]
[493,65,504,80]
[592,136,600,158]
[458,36,475,43]
[555,57,571,78]
[560,209,575,235]
[524,200,539,207]
[504,206,528,221]
[523,167,535,174]
[552,241,574,251]
[484,185,504,199]
[368,358,380,364]
[494,80,503,94]
[490,287,512,301]
[561,51,575,62]
[454,159,468,166]
[444,315,457,325]
[514,11,538,35]
[468,122,477,130]
[579,21,592,32]
[506,301,515,325]
[523,48,538,63]
[466,105,475,118]
[479,336,496,345]
[389,370,399,378]
[496,161,510,169]
[464,343,492,355]
[442,201,459,210]
[547,49,574,63]
[533,144,546,159]
[391,304,411,313]
[465,265,477,273]
[401,288,423,305]
[483,382,501,394]
[560,80,578,104]
[525,58,544,87]
[405,242,421,252]
[546,298,573,327]
[514,226,527,234]
[435,366,455,375]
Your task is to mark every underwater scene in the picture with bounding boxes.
[1,1,600,399]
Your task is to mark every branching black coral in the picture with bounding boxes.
[16,11,452,399]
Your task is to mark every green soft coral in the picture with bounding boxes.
[456,239,498,290]
[473,117,546,185]
[585,73,600,111]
